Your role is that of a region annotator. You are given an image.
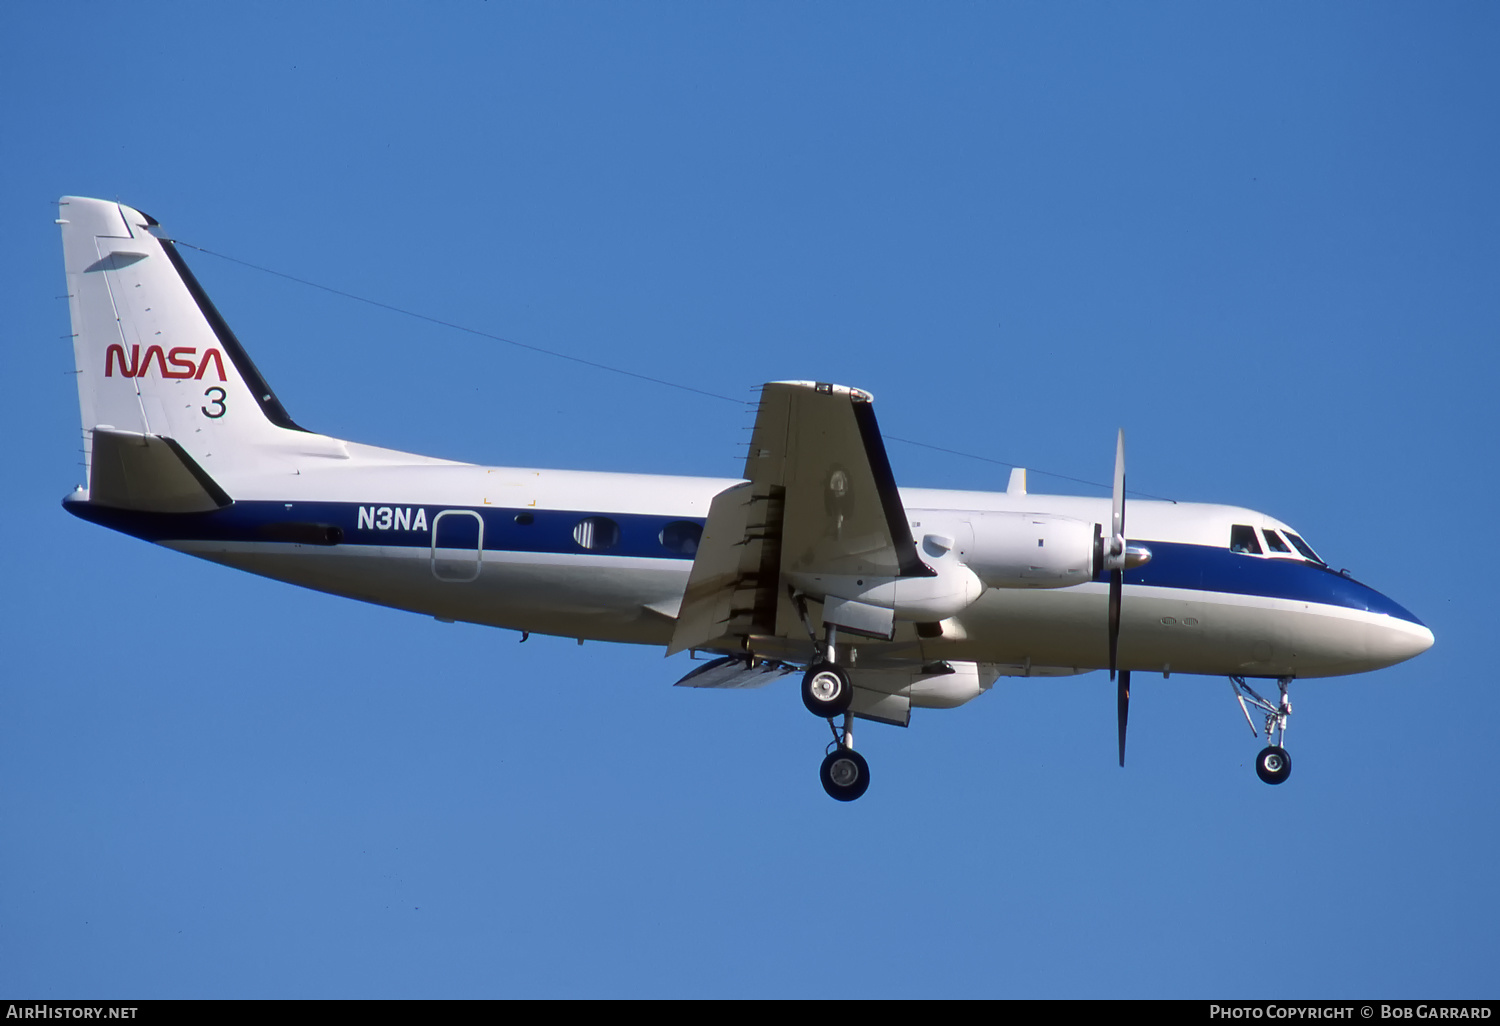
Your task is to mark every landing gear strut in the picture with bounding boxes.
[1231,676,1293,786]
[820,712,869,801]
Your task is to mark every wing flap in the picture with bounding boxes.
[673,654,798,689]
[667,482,784,655]
[849,687,911,727]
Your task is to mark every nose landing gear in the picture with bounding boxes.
[1231,676,1293,785]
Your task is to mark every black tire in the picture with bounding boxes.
[820,748,871,802]
[801,662,852,717]
[1255,745,1292,785]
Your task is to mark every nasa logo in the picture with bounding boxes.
[104,344,227,381]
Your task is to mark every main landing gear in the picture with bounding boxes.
[820,714,870,802]
[801,662,852,717]
[1231,676,1293,786]
[802,622,868,801]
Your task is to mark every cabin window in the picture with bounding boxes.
[514,513,534,526]
[572,516,620,551]
[1263,529,1292,553]
[1285,532,1324,564]
[1230,525,1262,554]
[659,520,703,556]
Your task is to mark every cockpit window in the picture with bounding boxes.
[1230,525,1262,554]
[1284,532,1324,564]
[1263,529,1292,553]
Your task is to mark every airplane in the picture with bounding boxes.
[54,195,1435,801]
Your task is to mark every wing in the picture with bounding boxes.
[752,381,927,581]
[668,381,929,656]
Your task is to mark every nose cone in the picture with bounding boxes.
[1294,586,1434,677]
[1337,576,1434,671]
[1370,615,1435,667]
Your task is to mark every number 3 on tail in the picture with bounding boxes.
[202,387,226,419]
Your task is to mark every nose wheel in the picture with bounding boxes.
[1231,676,1294,785]
[1255,745,1292,785]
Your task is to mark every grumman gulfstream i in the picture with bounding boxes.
[56,196,1434,801]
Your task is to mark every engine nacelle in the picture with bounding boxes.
[787,557,985,629]
[961,512,1096,589]
[908,660,995,709]
[787,511,1095,638]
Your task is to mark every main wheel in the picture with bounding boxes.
[801,662,852,717]
[1255,745,1292,785]
[820,748,871,802]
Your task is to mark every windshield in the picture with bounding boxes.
[1230,525,1262,554]
[1283,531,1325,565]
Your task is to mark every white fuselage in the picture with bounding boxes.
[67,447,1433,682]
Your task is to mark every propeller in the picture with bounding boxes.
[1101,430,1150,768]
[1106,430,1129,766]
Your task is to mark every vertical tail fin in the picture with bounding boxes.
[59,197,335,490]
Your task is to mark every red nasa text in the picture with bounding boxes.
[105,344,227,381]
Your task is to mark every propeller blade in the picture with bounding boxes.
[1108,567,1121,680]
[1112,429,1126,548]
[1107,429,1126,681]
[1108,430,1129,765]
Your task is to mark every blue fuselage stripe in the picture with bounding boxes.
[1108,540,1423,624]
[66,499,700,560]
[64,500,1425,625]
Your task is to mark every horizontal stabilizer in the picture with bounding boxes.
[86,428,232,513]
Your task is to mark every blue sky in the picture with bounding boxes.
[3,2,1497,998]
